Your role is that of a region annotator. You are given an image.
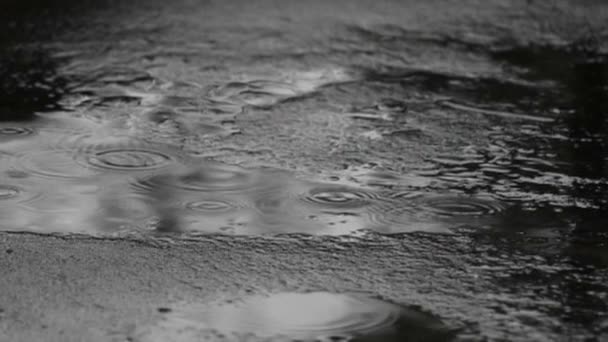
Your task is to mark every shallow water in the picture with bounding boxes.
[138,292,454,342]
[1,0,607,340]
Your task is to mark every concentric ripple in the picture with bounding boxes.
[84,148,173,171]
[185,199,238,213]
[0,183,43,206]
[0,127,35,137]
[149,292,453,341]
[0,185,20,200]
[15,150,97,180]
[416,195,507,217]
[300,185,383,210]
[134,163,257,193]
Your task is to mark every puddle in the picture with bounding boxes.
[81,148,173,171]
[137,292,454,342]
[0,38,604,238]
[0,130,521,235]
[185,199,239,213]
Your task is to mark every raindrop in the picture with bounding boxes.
[301,185,383,210]
[185,199,237,213]
[70,137,182,173]
[0,127,34,137]
[83,148,173,171]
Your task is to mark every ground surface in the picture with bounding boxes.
[1,0,607,341]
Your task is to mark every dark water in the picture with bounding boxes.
[1,0,607,340]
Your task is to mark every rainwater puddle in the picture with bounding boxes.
[1,44,604,237]
[0,0,605,258]
[137,292,453,342]
[0,124,517,235]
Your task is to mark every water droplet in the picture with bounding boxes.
[144,292,453,341]
[185,200,237,213]
[301,185,382,210]
[0,127,34,137]
[84,148,173,171]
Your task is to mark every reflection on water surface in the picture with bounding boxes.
[1,1,607,339]
[138,292,454,342]
[0,18,605,239]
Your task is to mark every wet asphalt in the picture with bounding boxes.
[1,0,607,341]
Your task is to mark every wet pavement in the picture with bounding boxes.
[1,0,607,341]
